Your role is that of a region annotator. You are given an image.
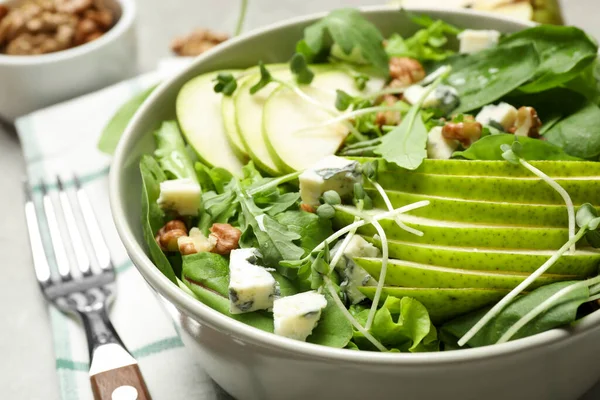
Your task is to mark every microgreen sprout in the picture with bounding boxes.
[502,140,576,252]
[246,171,301,196]
[213,72,238,96]
[497,274,600,344]
[317,204,336,219]
[234,0,248,36]
[249,61,274,94]
[364,218,389,330]
[290,53,315,85]
[458,204,600,347]
[323,190,342,206]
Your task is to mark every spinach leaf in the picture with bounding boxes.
[139,155,177,283]
[447,43,540,113]
[275,210,333,256]
[441,281,589,348]
[544,101,600,159]
[237,186,305,269]
[184,279,274,333]
[97,85,157,155]
[351,296,438,352]
[563,60,600,105]
[501,26,598,93]
[296,8,388,76]
[453,134,582,161]
[307,291,353,348]
[374,98,428,170]
[386,18,460,62]
[154,121,197,181]
[182,252,230,296]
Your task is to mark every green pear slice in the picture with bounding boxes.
[263,70,384,172]
[375,172,600,205]
[368,189,577,227]
[354,257,575,289]
[358,287,509,323]
[176,70,244,176]
[221,75,251,161]
[351,157,600,178]
[365,239,600,276]
[234,66,292,176]
[333,207,571,250]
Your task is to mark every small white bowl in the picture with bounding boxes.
[0,0,137,121]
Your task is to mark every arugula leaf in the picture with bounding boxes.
[351,296,438,352]
[264,192,300,216]
[296,8,388,76]
[386,18,460,62]
[441,281,589,348]
[274,210,333,256]
[453,134,582,161]
[182,252,229,296]
[544,101,600,159]
[139,155,177,284]
[373,95,428,170]
[447,43,540,113]
[98,85,157,155]
[501,26,598,93]
[237,186,305,269]
[306,291,353,348]
[153,121,197,181]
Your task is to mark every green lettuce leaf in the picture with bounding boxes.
[154,121,197,181]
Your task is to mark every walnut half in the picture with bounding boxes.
[442,116,483,147]
[388,57,426,88]
[209,223,242,255]
[511,106,542,138]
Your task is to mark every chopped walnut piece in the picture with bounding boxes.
[388,57,426,88]
[442,116,483,147]
[300,203,316,213]
[375,94,402,127]
[0,0,114,55]
[155,220,188,252]
[511,106,542,138]
[178,228,217,255]
[171,28,229,57]
[209,223,242,255]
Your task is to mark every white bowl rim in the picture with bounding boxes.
[110,4,600,366]
[0,0,136,64]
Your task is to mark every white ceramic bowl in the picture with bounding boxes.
[0,0,137,121]
[110,7,600,400]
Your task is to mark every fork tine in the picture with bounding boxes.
[41,181,73,281]
[57,177,92,276]
[23,181,52,287]
[73,175,113,271]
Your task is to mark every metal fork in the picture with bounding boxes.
[24,176,151,400]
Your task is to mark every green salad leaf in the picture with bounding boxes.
[447,43,540,113]
[453,134,582,161]
[386,17,460,62]
[182,252,230,296]
[501,26,598,93]
[351,297,438,352]
[153,121,197,181]
[441,281,590,348]
[307,291,353,348]
[274,210,333,256]
[97,85,157,155]
[296,8,388,76]
[139,155,177,284]
[544,101,600,160]
[563,60,600,105]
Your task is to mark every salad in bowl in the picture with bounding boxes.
[135,8,600,355]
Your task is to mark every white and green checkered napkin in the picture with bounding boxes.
[16,59,229,400]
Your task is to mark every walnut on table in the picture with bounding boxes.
[171,28,229,57]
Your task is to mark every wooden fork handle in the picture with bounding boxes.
[91,363,151,400]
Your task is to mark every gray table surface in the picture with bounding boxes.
[1,1,599,399]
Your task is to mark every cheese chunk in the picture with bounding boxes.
[340,235,379,304]
[427,126,460,160]
[273,291,328,341]
[299,155,362,207]
[157,178,202,216]
[458,29,501,54]
[403,84,459,114]
[228,248,278,314]
[475,102,518,131]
